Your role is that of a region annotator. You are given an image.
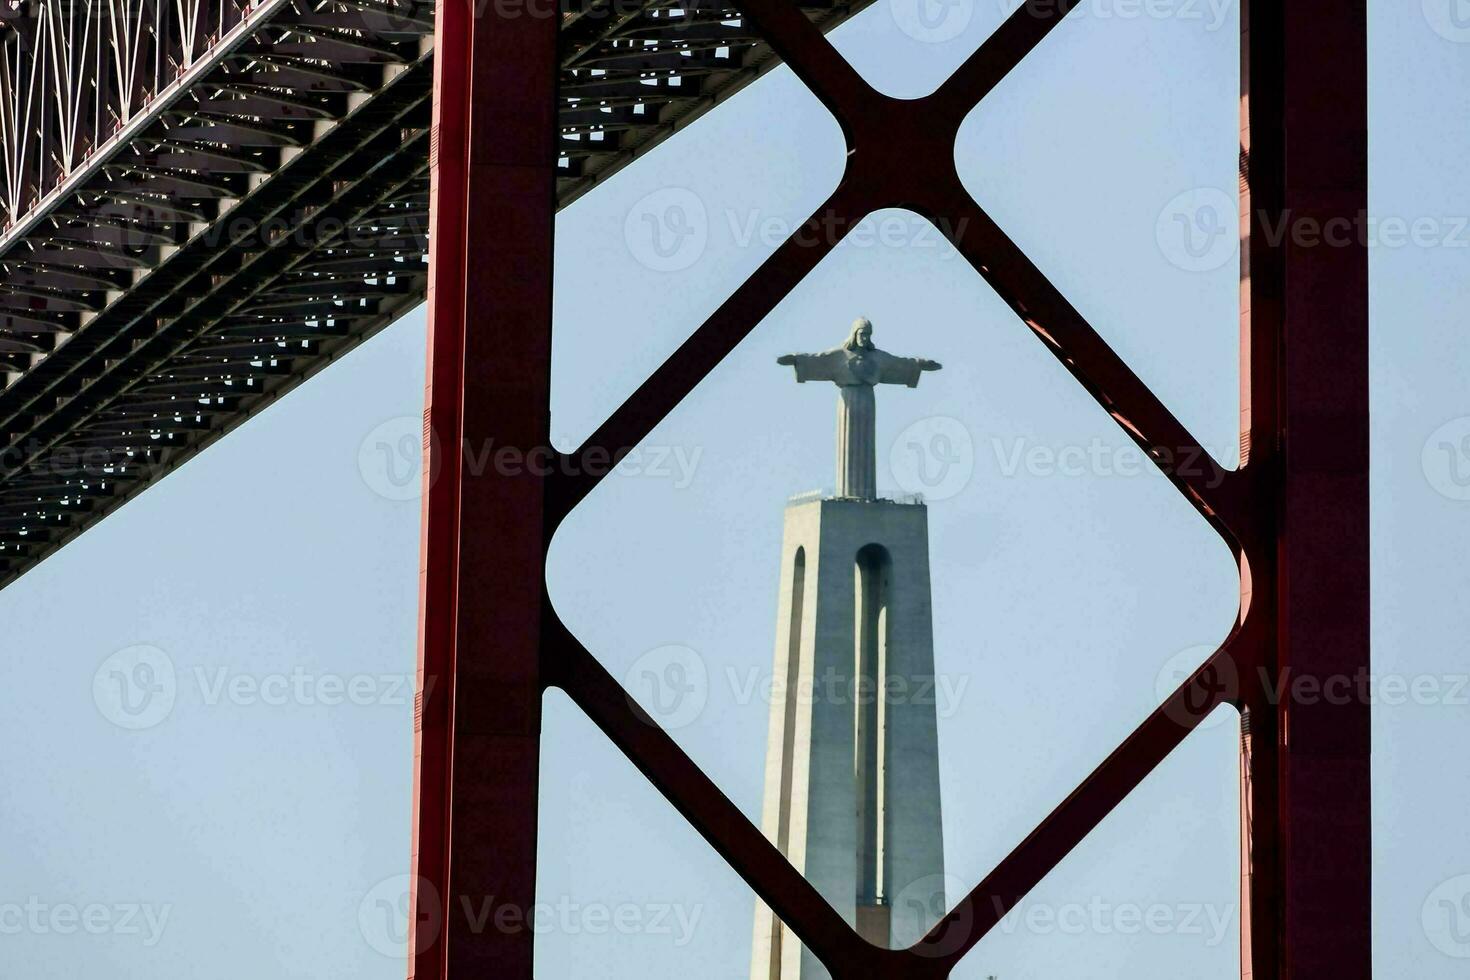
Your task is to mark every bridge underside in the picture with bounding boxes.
[0,0,871,587]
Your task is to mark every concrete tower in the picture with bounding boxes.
[750,319,947,979]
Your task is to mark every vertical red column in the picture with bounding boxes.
[408,0,471,972]
[410,0,559,976]
[1275,1,1371,976]
[1241,1,1371,978]
[1238,3,1282,975]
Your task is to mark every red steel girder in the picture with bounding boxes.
[409,0,555,975]
[412,0,1370,976]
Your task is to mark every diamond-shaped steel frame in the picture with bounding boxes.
[408,0,1370,977]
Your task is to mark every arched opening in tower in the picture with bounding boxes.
[768,546,806,975]
[854,542,892,945]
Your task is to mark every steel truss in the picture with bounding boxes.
[0,0,872,586]
[413,0,1370,977]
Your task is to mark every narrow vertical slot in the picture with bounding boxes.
[855,543,891,945]
[769,547,806,976]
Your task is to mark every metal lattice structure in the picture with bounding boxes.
[409,0,1370,978]
[0,0,1370,977]
[0,0,872,587]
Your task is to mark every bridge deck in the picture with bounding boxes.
[0,0,872,587]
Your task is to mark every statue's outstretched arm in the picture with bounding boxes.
[777,349,844,383]
[874,352,942,387]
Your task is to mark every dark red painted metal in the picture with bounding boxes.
[409,0,558,974]
[408,0,470,972]
[1235,2,1372,977]
[416,0,1369,975]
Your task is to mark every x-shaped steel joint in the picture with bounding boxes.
[537,1,1270,976]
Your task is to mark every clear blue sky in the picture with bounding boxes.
[1,2,1467,978]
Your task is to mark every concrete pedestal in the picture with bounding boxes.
[750,496,946,979]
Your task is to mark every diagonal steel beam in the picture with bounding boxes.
[547,630,910,977]
[534,7,1254,977]
[929,185,1245,534]
[546,182,869,521]
[920,640,1243,968]
[417,0,1370,975]
[928,0,1083,124]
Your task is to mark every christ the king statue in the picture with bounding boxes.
[777,317,941,501]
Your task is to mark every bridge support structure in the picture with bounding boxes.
[408,0,557,976]
[409,1,1370,977]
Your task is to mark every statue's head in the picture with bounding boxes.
[844,316,875,351]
